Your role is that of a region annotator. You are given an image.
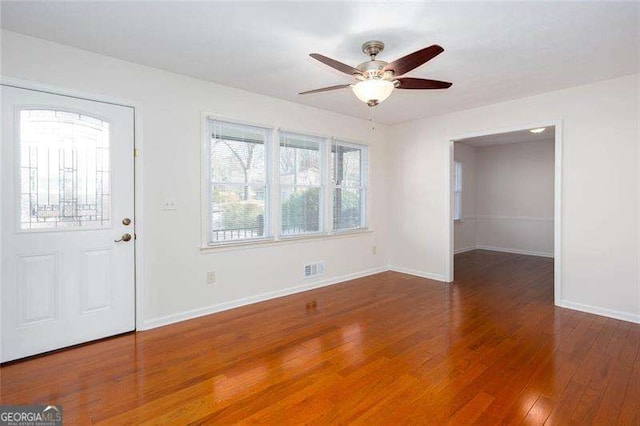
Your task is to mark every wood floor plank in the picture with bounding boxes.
[1,250,639,424]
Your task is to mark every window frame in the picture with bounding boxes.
[453,160,462,221]
[201,114,370,249]
[204,117,273,245]
[331,139,369,232]
[278,131,326,238]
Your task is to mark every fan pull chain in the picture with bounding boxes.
[369,106,375,131]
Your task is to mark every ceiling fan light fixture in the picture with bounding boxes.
[301,41,451,108]
[352,79,394,107]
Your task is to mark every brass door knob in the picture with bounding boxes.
[114,233,132,242]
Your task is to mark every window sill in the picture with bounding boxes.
[200,229,372,254]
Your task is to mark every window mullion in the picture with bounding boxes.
[270,128,279,240]
[324,138,333,234]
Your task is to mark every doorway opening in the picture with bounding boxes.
[447,123,562,305]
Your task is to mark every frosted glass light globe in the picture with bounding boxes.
[351,79,394,106]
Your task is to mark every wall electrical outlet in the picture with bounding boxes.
[207,271,216,284]
[372,245,377,255]
[163,198,177,210]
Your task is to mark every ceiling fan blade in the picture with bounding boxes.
[299,84,351,95]
[310,53,363,75]
[383,45,445,76]
[396,77,452,90]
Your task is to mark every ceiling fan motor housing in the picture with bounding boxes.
[358,41,396,81]
[362,40,385,58]
[356,60,391,80]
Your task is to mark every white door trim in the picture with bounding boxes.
[1,76,146,330]
[446,120,563,306]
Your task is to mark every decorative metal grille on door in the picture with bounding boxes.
[19,109,111,230]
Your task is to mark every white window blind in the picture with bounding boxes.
[279,131,324,236]
[454,160,462,221]
[332,140,368,231]
[208,120,271,243]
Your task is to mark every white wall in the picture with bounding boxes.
[3,30,639,326]
[389,73,640,322]
[460,139,555,257]
[0,30,391,327]
[453,143,477,252]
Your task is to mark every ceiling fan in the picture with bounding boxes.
[300,40,452,107]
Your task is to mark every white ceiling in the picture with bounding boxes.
[457,126,555,147]
[1,2,638,124]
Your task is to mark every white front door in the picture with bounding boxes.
[1,85,135,362]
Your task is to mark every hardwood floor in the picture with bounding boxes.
[2,250,639,424]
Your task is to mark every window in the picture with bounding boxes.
[454,160,462,221]
[207,120,271,243]
[279,132,324,236]
[19,109,111,230]
[332,140,367,231]
[204,118,370,246]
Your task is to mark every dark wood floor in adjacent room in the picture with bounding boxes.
[2,250,639,424]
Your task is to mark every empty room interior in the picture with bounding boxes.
[453,127,556,274]
[0,1,639,424]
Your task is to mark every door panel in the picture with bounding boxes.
[1,86,135,362]
[17,252,58,325]
[80,248,113,313]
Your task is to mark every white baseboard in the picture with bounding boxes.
[454,246,477,254]
[138,264,640,332]
[453,245,553,258]
[475,245,554,258]
[558,300,640,324]
[475,215,553,223]
[141,266,388,330]
[387,266,448,282]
